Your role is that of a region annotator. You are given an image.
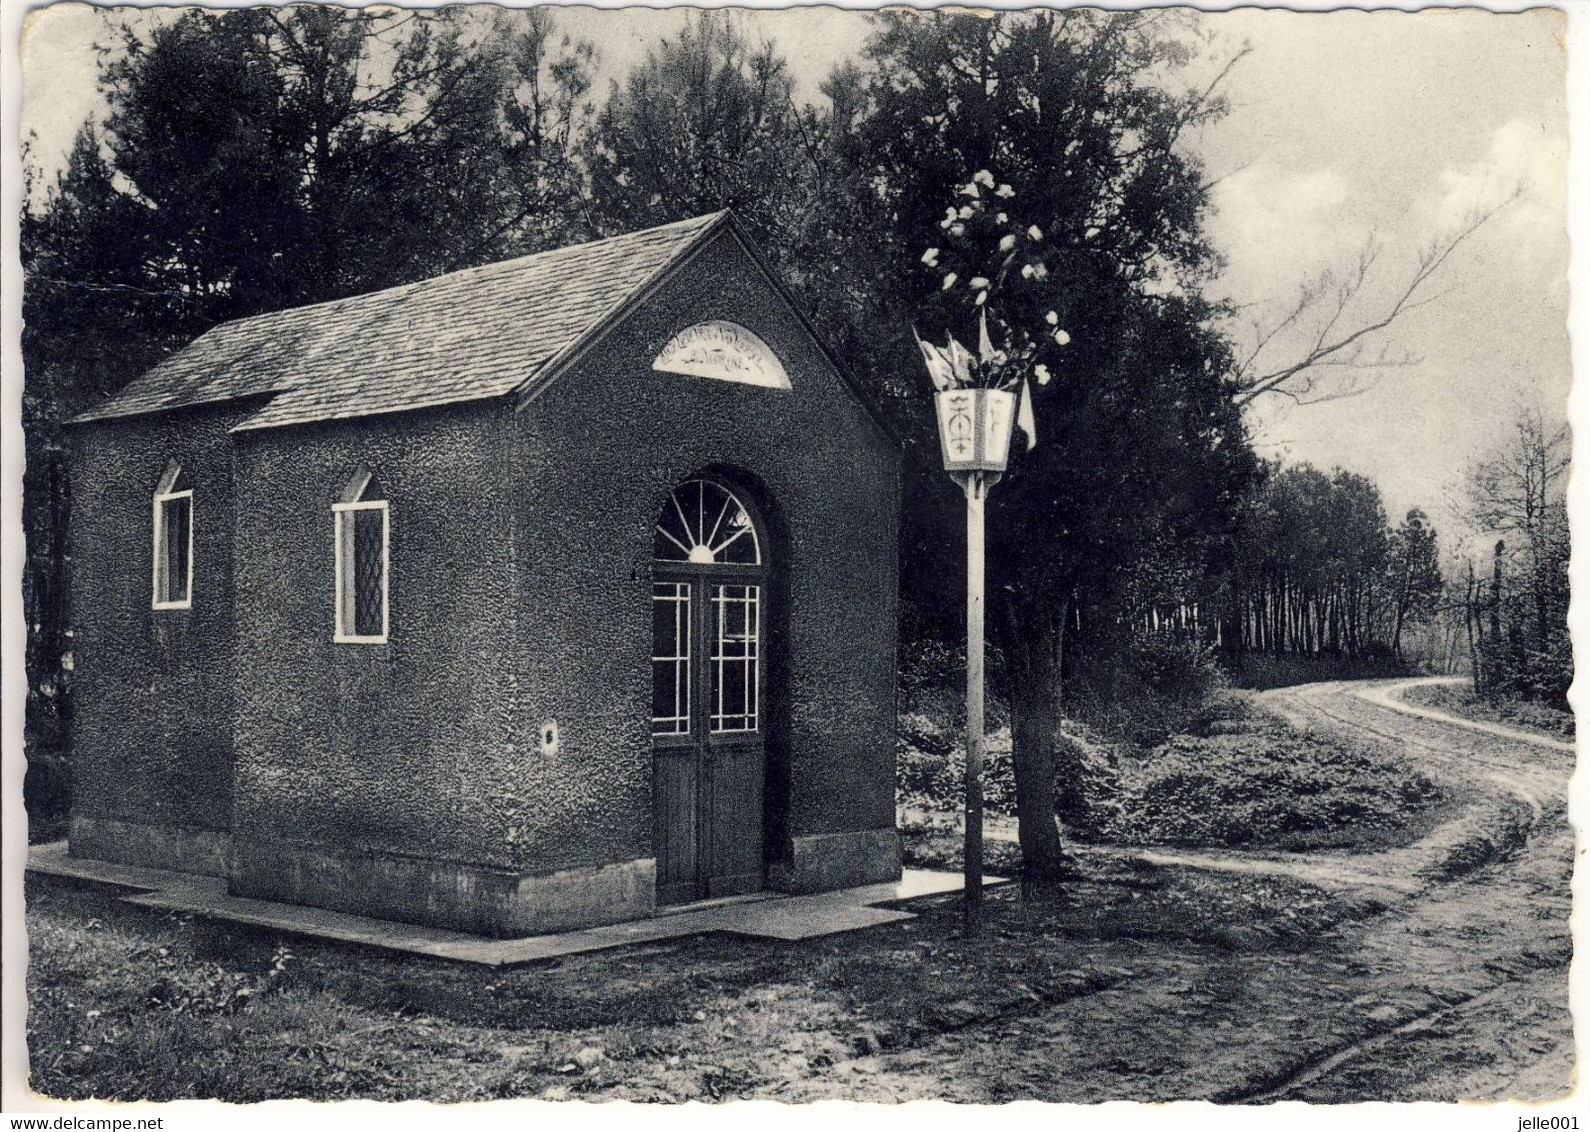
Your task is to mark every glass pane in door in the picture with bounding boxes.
[651,582,691,734]
[710,584,760,733]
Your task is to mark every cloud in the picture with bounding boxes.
[1425,117,1567,265]
[1206,163,1369,304]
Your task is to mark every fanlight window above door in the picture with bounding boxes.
[653,480,761,566]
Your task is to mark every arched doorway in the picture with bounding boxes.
[650,476,769,904]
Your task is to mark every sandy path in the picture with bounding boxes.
[854,678,1576,1102]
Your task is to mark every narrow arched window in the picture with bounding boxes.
[152,462,193,609]
[333,469,388,643]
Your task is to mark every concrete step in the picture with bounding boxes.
[28,843,1008,967]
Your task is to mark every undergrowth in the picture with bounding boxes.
[1402,682,1574,743]
[898,694,1449,855]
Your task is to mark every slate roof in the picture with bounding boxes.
[72,212,728,431]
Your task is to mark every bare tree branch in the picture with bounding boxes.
[1231,187,1520,407]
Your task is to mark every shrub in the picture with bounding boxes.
[1051,718,1123,841]
[1223,651,1414,691]
[1101,700,1445,851]
[1477,627,1572,710]
[1404,681,1574,741]
[897,713,1018,817]
[1071,632,1229,747]
[25,744,71,843]
[898,628,1446,855]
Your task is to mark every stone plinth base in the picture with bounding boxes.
[768,828,901,894]
[230,840,657,939]
[69,815,233,879]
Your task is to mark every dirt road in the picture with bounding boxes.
[1229,679,1576,1100]
[769,678,1576,1103]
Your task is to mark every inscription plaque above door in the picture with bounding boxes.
[652,321,792,390]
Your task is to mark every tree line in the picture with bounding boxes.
[1222,464,1442,664]
[22,7,1517,873]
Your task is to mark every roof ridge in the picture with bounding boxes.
[192,211,730,341]
[394,210,727,291]
[507,211,733,403]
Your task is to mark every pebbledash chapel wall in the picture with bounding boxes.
[67,400,258,876]
[508,225,903,902]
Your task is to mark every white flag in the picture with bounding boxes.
[977,310,997,365]
[1016,376,1037,450]
[946,335,977,387]
[913,327,955,390]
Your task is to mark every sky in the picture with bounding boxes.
[17,3,1573,539]
[1193,9,1570,534]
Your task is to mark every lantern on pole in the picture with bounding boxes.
[915,170,1051,938]
[935,388,1016,478]
[942,394,1012,941]
[916,323,1030,941]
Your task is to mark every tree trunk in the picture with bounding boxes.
[1489,540,1504,642]
[1008,651,1069,877]
[1531,553,1550,650]
[996,602,1068,878]
[1465,563,1483,692]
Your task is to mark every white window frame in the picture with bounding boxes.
[151,482,194,611]
[333,498,390,644]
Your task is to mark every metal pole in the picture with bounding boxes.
[964,472,985,939]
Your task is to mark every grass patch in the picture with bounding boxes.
[899,695,1450,856]
[1421,795,1535,883]
[1103,697,1449,853]
[1016,863,1390,953]
[1401,682,1574,743]
[898,816,1024,876]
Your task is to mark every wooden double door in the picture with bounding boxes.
[650,479,769,905]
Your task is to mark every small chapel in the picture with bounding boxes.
[65,212,903,937]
